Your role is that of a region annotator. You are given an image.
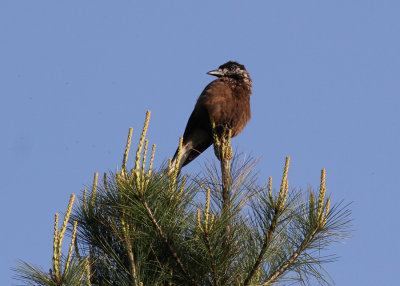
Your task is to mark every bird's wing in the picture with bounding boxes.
[177,105,213,168]
[172,80,232,169]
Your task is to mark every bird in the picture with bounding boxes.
[170,61,252,173]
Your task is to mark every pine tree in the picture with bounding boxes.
[14,111,352,285]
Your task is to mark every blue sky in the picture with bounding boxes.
[1,1,399,285]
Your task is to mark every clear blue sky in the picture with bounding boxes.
[1,1,399,285]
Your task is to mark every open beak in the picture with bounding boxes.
[207,69,224,77]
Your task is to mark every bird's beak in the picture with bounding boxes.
[207,69,224,77]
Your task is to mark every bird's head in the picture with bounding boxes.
[207,61,251,84]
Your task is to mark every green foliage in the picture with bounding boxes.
[13,194,90,286]
[15,257,89,286]
[14,112,352,285]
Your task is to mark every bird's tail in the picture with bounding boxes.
[168,145,189,175]
[168,153,179,175]
[169,131,212,175]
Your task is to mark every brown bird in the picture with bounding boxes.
[170,61,252,173]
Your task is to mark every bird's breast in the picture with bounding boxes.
[198,77,251,137]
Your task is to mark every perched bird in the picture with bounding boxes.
[170,61,252,173]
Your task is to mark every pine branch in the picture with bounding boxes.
[263,227,319,285]
[141,197,199,286]
[244,157,291,285]
[204,233,218,285]
[243,210,279,286]
[221,157,231,210]
[123,230,138,285]
[197,189,219,285]
[212,123,235,281]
